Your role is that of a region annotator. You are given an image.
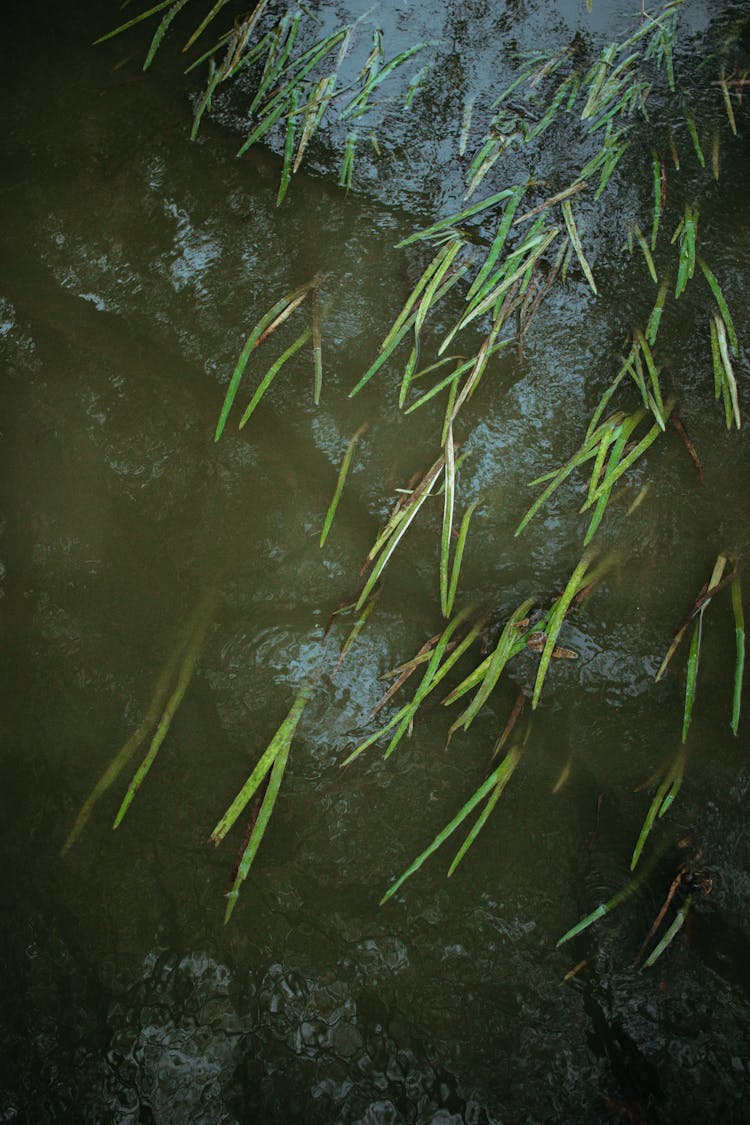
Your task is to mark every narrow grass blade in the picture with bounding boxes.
[61,640,184,855]
[238,327,312,429]
[446,500,479,618]
[210,682,312,847]
[699,259,739,356]
[143,0,192,70]
[630,745,686,871]
[93,0,177,46]
[681,616,702,743]
[380,751,517,904]
[320,422,368,547]
[339,132,357,192]
[642,896,691,968]
[276,89,299,206]
[466,184,527,303]
[714,317,741,429]
[646,282,668,345]
[584,401,674,508]
[448,743,524,875]
[182,0,231,53]
[223,731,289,923]
[440,424,456,617]
[562,200,597,296]
[335,590,380,673]
[397,190,515,248]
[731,574,745,736]
[683,107,705,167]
[532,548,597,709]
[515,435,601,538]
[633,226,657,284]
[450,597,536,735]
[719,71,738,135]
[557,839,666,946]
[356,456,445,611]
[113,588,217,828]
[651,149,663,250]
[215,279,314,440]
[311,286,323,404]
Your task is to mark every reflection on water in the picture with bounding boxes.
[2,0,750,1121]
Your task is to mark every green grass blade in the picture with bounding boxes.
[642,896,691,968]
[451,597,536,735]
[630,746,685,870]
[215,279,314,440]
[356,457,445,610]
[210,681,312,847]
[113,588,216,828]
[440,424,456,617]
[532,548,597,709]
[633,225,657,284]
[561,200,597,296]
[584,402,674,507]
[465,184,527,303]
[182,0,231,53]
[446,500,479,618]
[397,189,515,248]
[223,731,290,923]
[448,744,523,875]
[276,89,299,206]
[699,259,739,356]
[311,286,323,404]
[731,574,745,736]
[320,422,368,547]
[238,327,312,429]
[681,616,702,743]
[651,148,662,250]
[61,638,184,855]
[714,316,741,429]
[683,106,705,167]
[143,0,191,70]
[646,282,668,345]
[515,439,601,537]
[557,840,665,946]
[93,0,177,46]
[380,755,514,904]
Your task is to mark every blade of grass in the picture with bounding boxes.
[215,279,315,440]
[561,200,597,296]
[113,587,217,828]
[210,681,312,847]
[380,749,517,904]
[397,189,516,248]
[60,636,184,855]
[223,718,292,923]
[447,743,524,875]
[440,424,456,617]
[238,327,312,429]
[445,500,479,618]
[320,422,369,547]
[532,548,598,709]
[699,259,739,356]
[731,574,745,736]
[311,285,323,404]
[449,597,536,735]
[642,896,691,968]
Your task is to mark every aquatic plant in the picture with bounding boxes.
[66,0,748,952]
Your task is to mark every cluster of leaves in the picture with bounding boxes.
[97,0,433,203]
[68,2,748,937]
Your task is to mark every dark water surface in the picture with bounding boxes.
[2,1,750,1121]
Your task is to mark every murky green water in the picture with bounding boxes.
[2,1,750,1121]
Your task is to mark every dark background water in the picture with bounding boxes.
[2,1,750,1121]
